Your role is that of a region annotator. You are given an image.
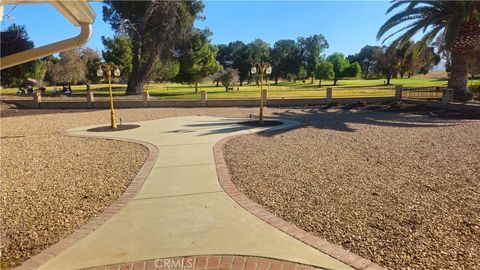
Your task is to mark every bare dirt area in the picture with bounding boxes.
[0,103,265,267]
[223,107,480,270]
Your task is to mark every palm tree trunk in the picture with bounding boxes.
[448,51,471,101]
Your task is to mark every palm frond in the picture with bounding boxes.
[377,6,444,40]
[413,25,442,56]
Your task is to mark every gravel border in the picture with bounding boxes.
[13,136,159,270]
[214,133,384,270]
[222,109,480,270]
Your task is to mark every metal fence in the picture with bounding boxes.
[470,99,480,104]
[402,86,443,100]
[333,86,396,98]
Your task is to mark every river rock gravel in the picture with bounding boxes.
[223,108,480,270]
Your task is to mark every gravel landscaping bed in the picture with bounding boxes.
[223,108,480,269]
[0,103,268,268]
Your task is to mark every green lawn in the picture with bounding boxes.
[2,77,478,100]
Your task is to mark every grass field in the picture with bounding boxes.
[1,77,478,100]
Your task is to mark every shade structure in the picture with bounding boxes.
[0,0,95,69]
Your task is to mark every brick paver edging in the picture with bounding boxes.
[15,133,160,270]
[212,127,385,270]
[82,255,328,270]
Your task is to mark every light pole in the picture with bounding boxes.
[250,62,272,125]
[97,64,121,128]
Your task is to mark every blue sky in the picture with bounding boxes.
[2,1,400,57]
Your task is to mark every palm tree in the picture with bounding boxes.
[377,1,480,101]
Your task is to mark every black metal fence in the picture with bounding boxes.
[333,86,396,98]
[402,86,443,100]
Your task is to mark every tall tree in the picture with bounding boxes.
[103,0,204,95]
[1,24,35,87]
[345,62,362,78]
[297,34,329,84]
[228,41,250,85]
[377,0,480,101]
[148,58,180,83]
[214,44,232,86]
[347,45,382,79]
[30,60,48,87]
[415,45,441,75]
[247,38,270,63]
[297,66,308,82]
[215,41,250,85]
[397,41,416,78]
[270,39,299,85]
[213,68,239,91]
[216,44,233,68]
[315,60,334,87]
[176,29,221,92]
[246,39,270,84]
[102,35,133,81]
[82,48,102,84]
[327,53,350,85]
[43,55,59,85]
[373,46,401,85]
[49,48,87,85]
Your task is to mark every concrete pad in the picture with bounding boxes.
[154,143,215,168]
[135,164,221,199]
[40,192,350,270]
[44,117,354,270]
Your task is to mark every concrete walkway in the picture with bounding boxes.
[40,116,352,270]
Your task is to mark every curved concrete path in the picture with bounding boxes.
[39,116,352,270]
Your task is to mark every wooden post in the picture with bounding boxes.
[143,91,150,107]
[201,91,207,107]
[326,88,333,104]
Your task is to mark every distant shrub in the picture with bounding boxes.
[286,73,297,82]
[470,83,480,101]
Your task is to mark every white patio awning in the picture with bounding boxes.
[0,0,96,69]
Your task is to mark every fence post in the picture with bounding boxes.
[201,90,207,107]
[326,88,333,104]
[262,89,268,106]
[33,92,41,109]
[143,91,150,107]
[395,85,403,99]
[86,91,94,108]
[442,88,452,104]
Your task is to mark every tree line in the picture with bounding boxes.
[1,24,452,92]
[1,0,479,100]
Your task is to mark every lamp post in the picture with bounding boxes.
[250,62,272,125]
[97,64,121,128]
